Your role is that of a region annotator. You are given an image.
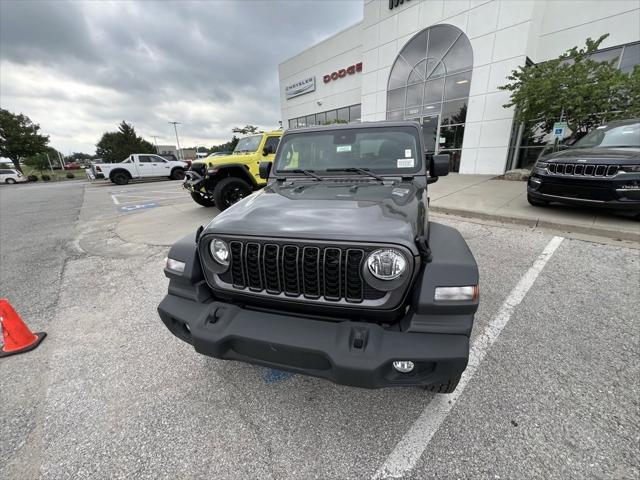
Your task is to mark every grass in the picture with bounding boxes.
[20,165,88,182]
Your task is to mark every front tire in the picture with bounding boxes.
[170,168,185,180]
[424,376,461,394]
[527,192,548,207]
[6,178,16,184]
[213,177,252,211]
[190,192,216,207]
[111,172,130,185]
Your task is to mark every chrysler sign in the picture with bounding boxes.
[285,76,316,100]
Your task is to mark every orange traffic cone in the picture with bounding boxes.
[0,299,46,358]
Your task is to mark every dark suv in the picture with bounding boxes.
[158,121,479,393]
[527,119,640,215]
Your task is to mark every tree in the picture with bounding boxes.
[0,109,49,173]
[232,125,261,135]
[210,135,239,153]
[24,146,63,173]
[499,34,640,140]
[95,121,155,163]
[68,152,95,162]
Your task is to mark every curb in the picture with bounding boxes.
[430,206,640,243]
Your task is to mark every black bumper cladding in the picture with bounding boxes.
[158,294,470,389]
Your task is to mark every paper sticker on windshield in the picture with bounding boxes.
[397,158,414,168]
[404,149,412,157]
[336,145,352,152]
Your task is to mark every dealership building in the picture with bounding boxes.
[278,0,640,174]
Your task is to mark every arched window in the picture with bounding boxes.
[386,24,472,169]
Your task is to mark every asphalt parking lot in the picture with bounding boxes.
[1,179,639,479]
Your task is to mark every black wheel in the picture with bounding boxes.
[213,177,252,211]
[170,168,185,180]
[190,192,216,207]
[424,376,461,394]
[111,172,130,185]
[527,192,548,207]
[5,178,16,184]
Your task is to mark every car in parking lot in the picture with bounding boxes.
[159,121,479,393]
[527,119,640,216]
[92,154,189,185]
[0,168,28,184]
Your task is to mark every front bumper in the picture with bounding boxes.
[528,172,640,210]
[158,293,470,389]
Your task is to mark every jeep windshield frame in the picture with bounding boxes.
[273,124,424,178]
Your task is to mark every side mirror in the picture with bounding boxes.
[262,145,274,156]
[427,154,450,183]
[259,161,272,180]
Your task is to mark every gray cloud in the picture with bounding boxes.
[0,0,362,153]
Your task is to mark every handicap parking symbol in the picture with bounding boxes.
[118,202,158,213]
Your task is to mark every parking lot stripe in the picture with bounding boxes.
[372,236,565,480]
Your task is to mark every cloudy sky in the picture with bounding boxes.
[0,0,362,154]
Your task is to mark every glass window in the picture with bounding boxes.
[422,103,441,115]
[401,30,428,68]
[409,60,427,83]
[406,83,423,107]
[315,112,326,125]
[297,116,307,128]
[306,115,316,126]
[444,71,471,101]
[441,100,467,125]
[263,136,280,153]
[349,104,361,122]
[274,126,421,174]
[439,124,465,149]
[325,110,337,124]
[388,56,412,89]
[234,135,262,153]
[620,42,640,73]
[387,88,406,111]
[573,121,640,148]
[588,47,622,66]
[442,35,473,75]
[337,107,350,123]
[424,77,444,104]
[289,119,298,129]
[387,110,404,120]
[425,25,460,62]
[138,155,155,163]
[425,58,445,79]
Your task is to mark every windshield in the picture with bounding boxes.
[573,122,640,148]
[234,135,262,153]
[274,127,421,174]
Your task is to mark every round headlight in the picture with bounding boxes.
[366,248,406,280]
[209,239,229,266]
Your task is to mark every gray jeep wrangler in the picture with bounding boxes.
[158,121,479,393]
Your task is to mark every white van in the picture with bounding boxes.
[0,168,28,184]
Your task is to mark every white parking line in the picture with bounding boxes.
[373,235,565,480]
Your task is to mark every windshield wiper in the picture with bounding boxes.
[288,169,323,180]
[326,167,384,181]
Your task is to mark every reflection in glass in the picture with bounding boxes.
[388,56,413,89]
[444,71,471,101]
[289,119,297,129]
[406,83,423,107]
[620,42,640,73]
[424,77,444,104]
[441,100,467,126]
[442,35,473,75]
[349,104,361,123]
[337,107,350,123]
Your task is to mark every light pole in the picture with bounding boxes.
[168,121,182,160]
[151,135,160,153]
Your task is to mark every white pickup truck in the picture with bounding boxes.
[93,154,188,185]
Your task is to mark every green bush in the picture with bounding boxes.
[27,175,38,182]
[41,174,51,181]
[66,173,75,179]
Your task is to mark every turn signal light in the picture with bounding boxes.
[434,285,478,301]
[165,257,186,274]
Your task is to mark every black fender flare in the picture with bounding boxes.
[164,232,211,303]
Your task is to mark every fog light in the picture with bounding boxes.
[165,257,186,274]
[393,361,415,373]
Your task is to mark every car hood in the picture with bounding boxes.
[543,147,640,164]
[193,151,257,167]
[204,181,427,254]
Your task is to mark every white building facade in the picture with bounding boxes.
[279,0,640,174]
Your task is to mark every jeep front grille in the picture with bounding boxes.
[213,239,388,305]
[547,163,618,177]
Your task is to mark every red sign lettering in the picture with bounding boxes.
[323,62,363,84]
